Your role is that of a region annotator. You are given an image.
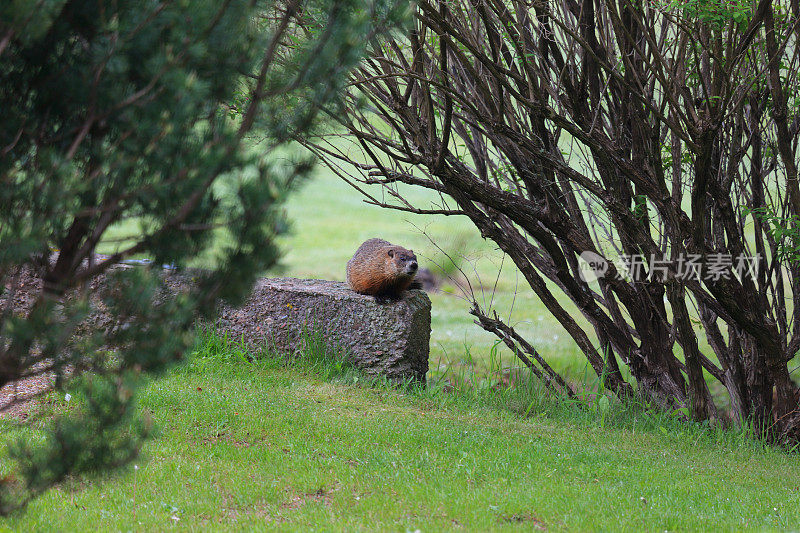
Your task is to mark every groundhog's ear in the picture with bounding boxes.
[409,250,414,255]
[387,249,394,257]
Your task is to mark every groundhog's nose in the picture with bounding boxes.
[409,261,418,272]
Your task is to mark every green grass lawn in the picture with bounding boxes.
[3,338,798,532]
[21,148,791,532]
[95,149,778,409]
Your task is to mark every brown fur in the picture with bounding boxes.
[346,238,419,299]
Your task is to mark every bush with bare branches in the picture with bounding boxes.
[308,0,800,441]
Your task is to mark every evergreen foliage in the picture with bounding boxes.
[0,0,407,512]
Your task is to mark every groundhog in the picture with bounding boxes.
[346,238,420,302]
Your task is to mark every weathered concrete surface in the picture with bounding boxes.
[4,264,431,383]
[216,278,431,382]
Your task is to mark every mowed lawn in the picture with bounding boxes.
[4,353,799,532]
[6,151,791,532]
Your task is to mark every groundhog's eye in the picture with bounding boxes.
[387,249,394,257]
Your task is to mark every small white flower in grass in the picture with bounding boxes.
[170,515,180,522]
[134,465,139,471]
[64,393,71,402]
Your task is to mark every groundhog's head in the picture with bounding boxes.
[387,247,418,278]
